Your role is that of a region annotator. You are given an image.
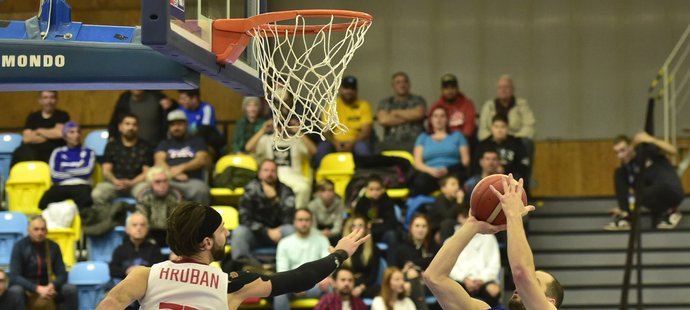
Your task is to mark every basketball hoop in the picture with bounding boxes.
[212,10,373,150]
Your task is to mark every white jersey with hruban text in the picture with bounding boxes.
[140,259,229,310]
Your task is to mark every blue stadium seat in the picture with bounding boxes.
[68,261,110,310]
[405,195,435,230]
[86,226,125,263]
[0,133,21,183]
[84,130,109,158]
[0,211,28,266]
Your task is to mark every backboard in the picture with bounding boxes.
[141,0,263,96]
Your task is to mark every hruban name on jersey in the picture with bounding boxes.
[1,54,66,68]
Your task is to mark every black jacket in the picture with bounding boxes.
[10,237,67,292]
[109,238,167,280]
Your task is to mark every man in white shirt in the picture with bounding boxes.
[274,208,332,310]
[449,209,502,306]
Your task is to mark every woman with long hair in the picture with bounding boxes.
[394,214,439,310]
[342,215,383,298]
[411,105,470,195]
[371,267,416,310]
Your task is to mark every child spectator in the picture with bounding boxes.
[353,174,400,261]
[308,179,346,244]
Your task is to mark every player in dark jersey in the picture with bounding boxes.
[424,175,563,310]
[97,202,370,309]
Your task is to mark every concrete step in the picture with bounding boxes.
[534,250,690,267]
[534,197,690,215]
[529,230,689,251]
[547,266,690,286]
[528,213,690,232]
[561,287,690,307]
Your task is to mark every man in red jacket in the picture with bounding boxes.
[315,267,367,310]
[431,74,477,139]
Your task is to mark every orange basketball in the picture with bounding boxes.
[469,174,528,225]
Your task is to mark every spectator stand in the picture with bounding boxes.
[5,161,51,215]
[0,211,28,269]
[68,261,110,310]
[0,133,22,205]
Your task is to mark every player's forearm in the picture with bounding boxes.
[506,215,536,277]
[425,222,477,280]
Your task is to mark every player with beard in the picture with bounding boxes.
[423,174,563,310]
[98,202,370,309]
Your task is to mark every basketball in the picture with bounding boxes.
[470,174,528,225]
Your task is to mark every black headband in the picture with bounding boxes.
[195,207,222,243]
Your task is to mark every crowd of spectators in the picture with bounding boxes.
[4,72,538,308]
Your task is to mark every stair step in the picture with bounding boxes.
[535,251,690,267]
[549,267,690,286]
[562,287,690,306]
[560,303,690,310]
[529,231,689,250]
[534,197,690,215]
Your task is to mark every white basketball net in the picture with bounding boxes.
[249,14,371,150]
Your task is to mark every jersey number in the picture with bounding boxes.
[159,302,199,310]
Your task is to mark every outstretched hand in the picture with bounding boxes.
[465,212,506,235]
[489,174,535,219]
[333,228,371,258]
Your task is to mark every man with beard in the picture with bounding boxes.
[97,202,371,310]
[154,110,211,205]
[424,175,563,310]
[315,267,367,310]
[92,113,153,205]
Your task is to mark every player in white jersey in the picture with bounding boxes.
[97,202,370,310]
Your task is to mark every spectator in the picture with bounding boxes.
[606,132,684,230]
[0,268,24,309]
[393,214,438,310]
[274,208,332,309]
[154,109,211,205]
[411,105,470,196]
[314,76,373,167]
[429,176,466,243]
[177,89,224,156]
[108,90,168,145]
[109,212,166,285]
[376,72,426,153]
[308,179,346,245]
[230,159,296,259]
[232,96,267,153]
[39,121,95,212]
[473,115,529,182]
[9,216,78,310]
[315,267,368,310]
[478,75,535,141]
[12,91,70,166]
[430,74,476,139]
[464,148,502,197]
[342,215,382,299]
[448,207,502,307]
[354,174,401,261]
[371,267,416,310]
[136,166,183,246]
[92,113,153,205]
[248,117,316,208]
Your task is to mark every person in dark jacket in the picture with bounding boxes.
[428,175,467,243]
[230,159,296,260]
[108,90,170,145]
[9,216,78,310]
[109,212,167,282]
[342,215,382,299]
[0,268,24,309]
[353,174,401,262]
[473,115,529,182]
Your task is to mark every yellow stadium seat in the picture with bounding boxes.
[212,206,239,254]
[382,150,414,199]
[91,163,103,184]
[6,161,51,215]
[211,154,258,202]
[47,213,81,268]
[316,152,355,198]
[290,298,320,308]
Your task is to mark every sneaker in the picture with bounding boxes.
[657,210,683,230]
[604,214,631,231]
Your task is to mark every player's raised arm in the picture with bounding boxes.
[96,267,150,309]
[423,212,505,310]
[490,175,555,309]
[227,228,370,309]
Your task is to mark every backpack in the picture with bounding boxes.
[213,166,257,189]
